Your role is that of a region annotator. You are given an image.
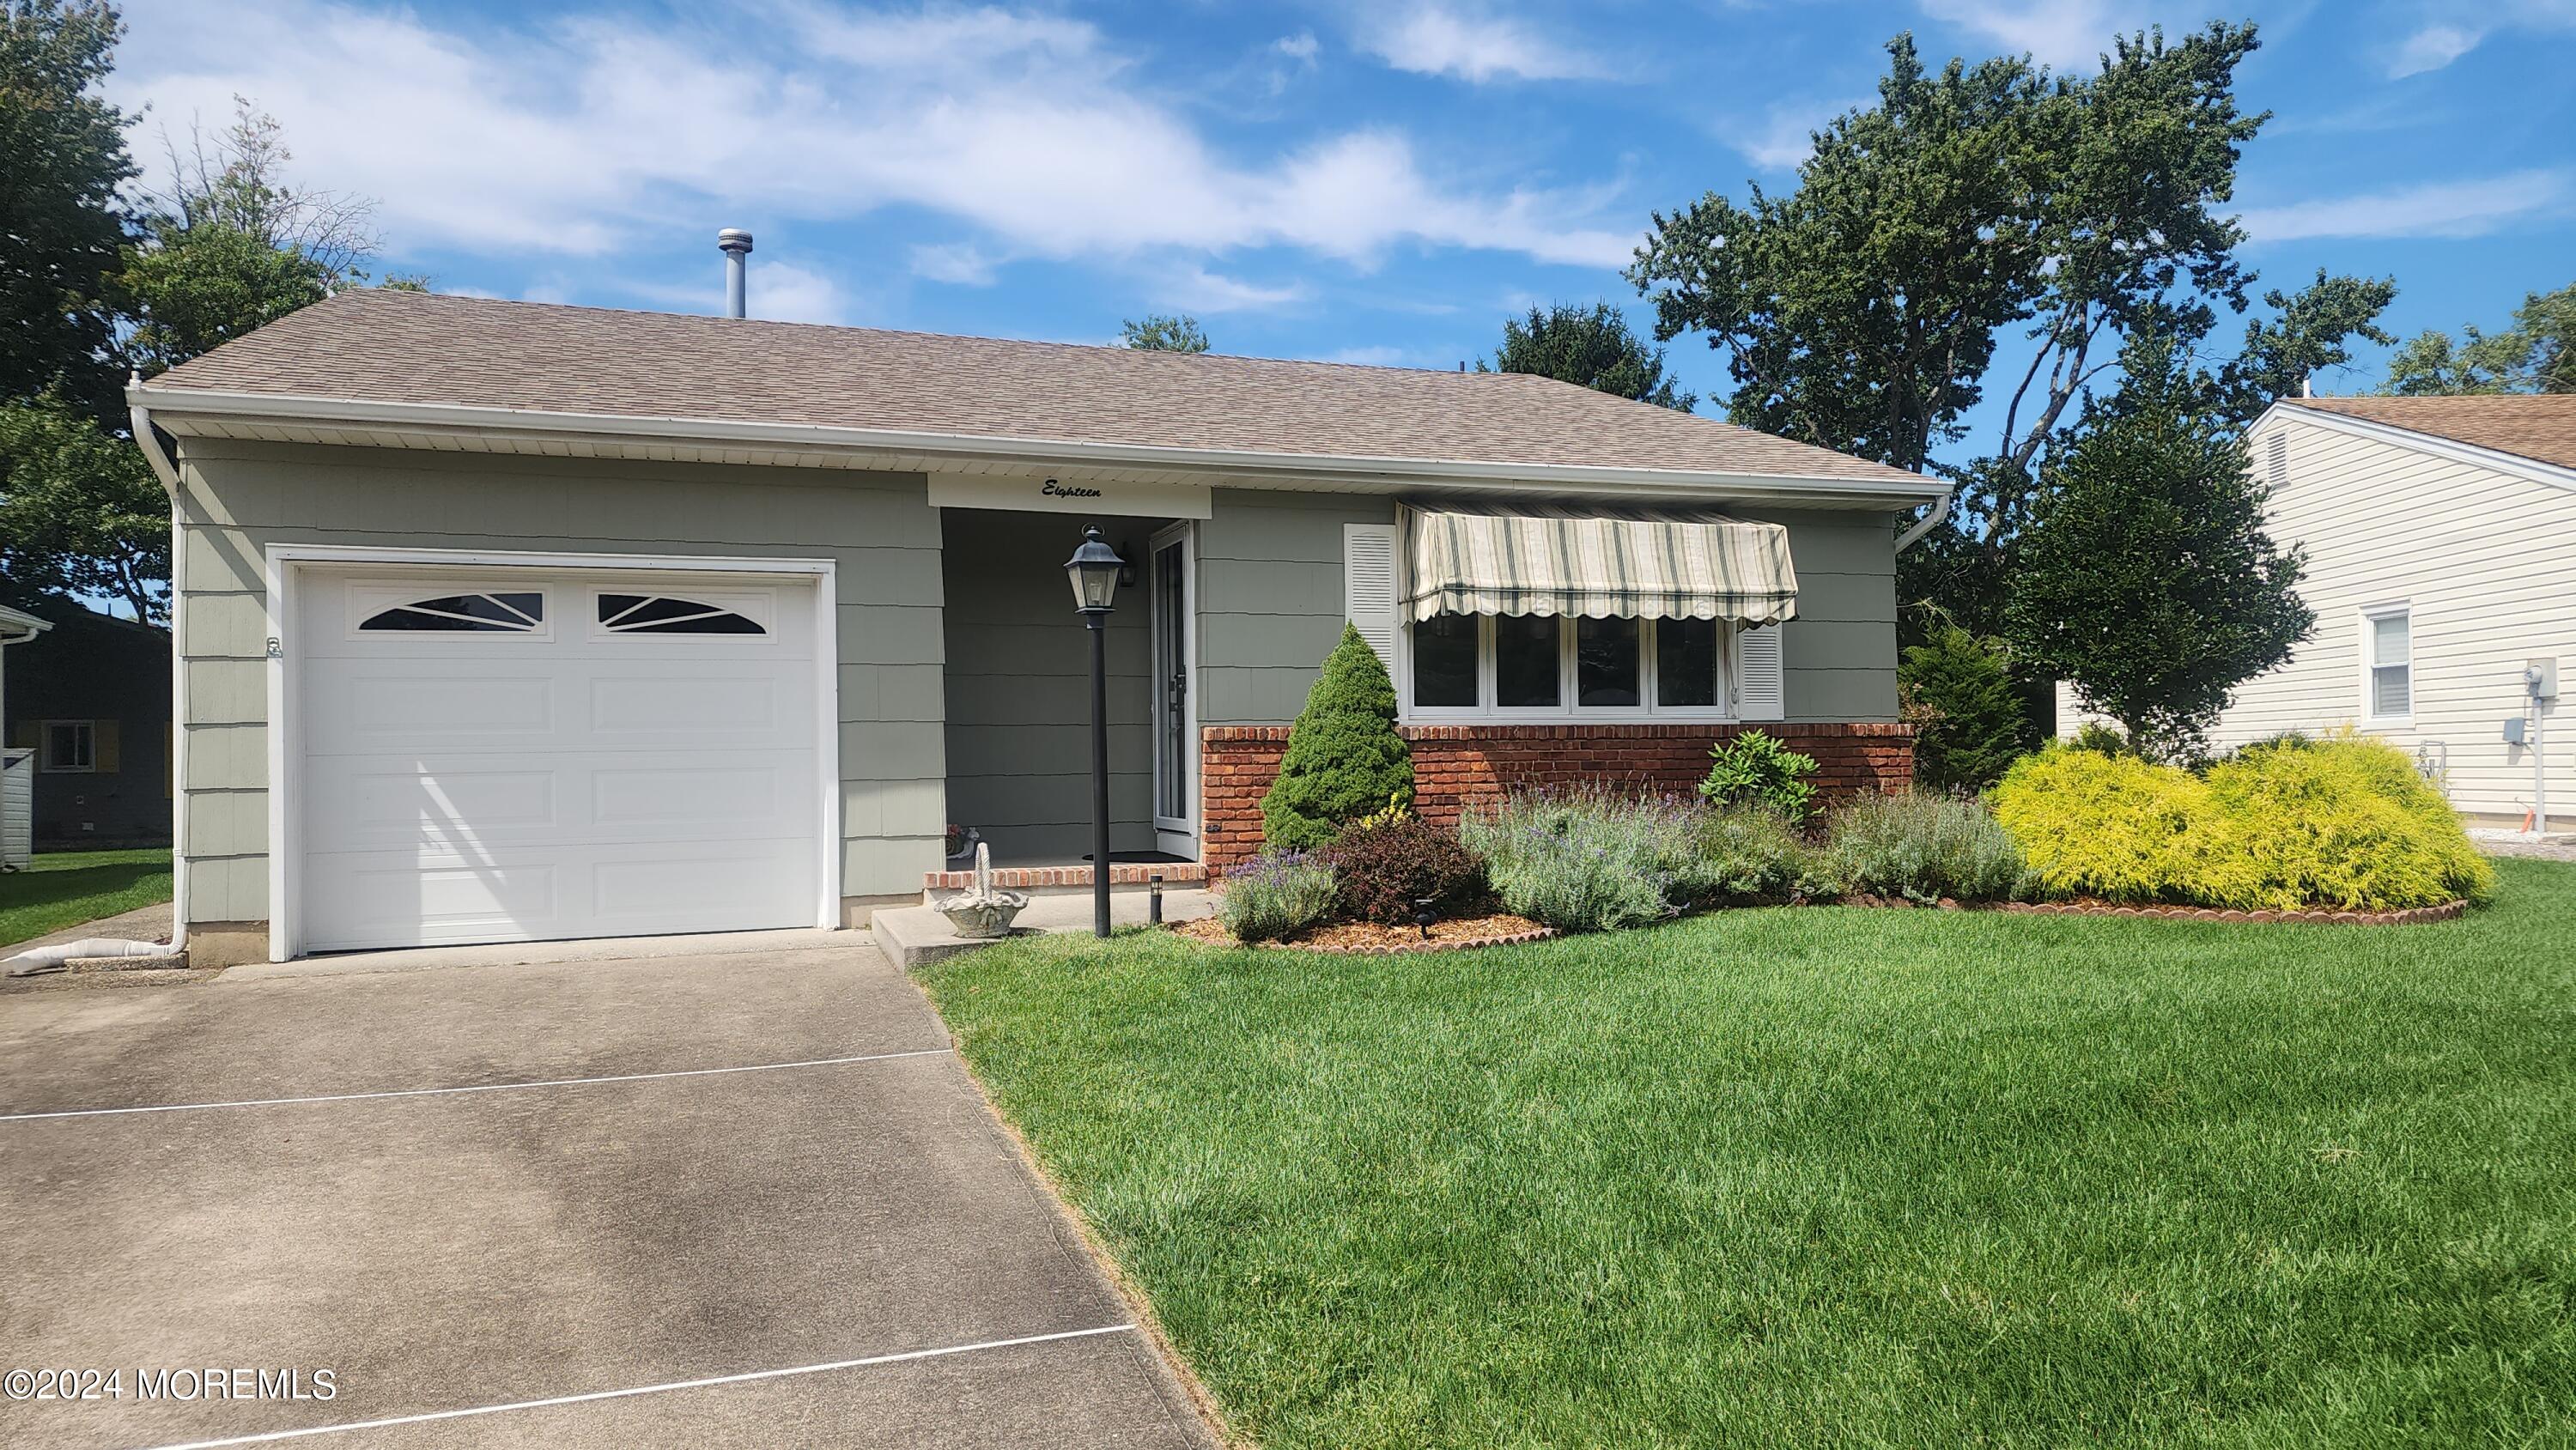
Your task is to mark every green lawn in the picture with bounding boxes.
[0,848,173,949]
[920,858,2576,1449]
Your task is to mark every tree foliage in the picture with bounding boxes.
[0,1,134,425]
[1479,301,1694,410]
[1631,22,2393,645]
[2002,333,2313,760]
[1260,625,1413,852]
[1899,624,2026,792]
[0,392,165,620]
[2385,282,2576,395]
[1121,312,1210,353]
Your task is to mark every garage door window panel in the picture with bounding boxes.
[359,592,544,633]
[596,592,770,636]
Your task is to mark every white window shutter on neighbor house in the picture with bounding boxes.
[1344,523,1400,667]
[1735,624,1784,720]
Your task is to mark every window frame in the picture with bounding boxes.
[1400,612,1738,723]
[345,583,554,641]
[586,585,778,644]
[2360,603,2413,726]
[39,719,95,774]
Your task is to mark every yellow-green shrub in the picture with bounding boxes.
[1990,745,2221,903]
[2202,737,2494,910]
[1991,736,2494,911]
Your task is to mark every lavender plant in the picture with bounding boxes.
[1217,851,1339,943]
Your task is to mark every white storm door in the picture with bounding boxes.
[296,568,822,951]
[1149,524,1196,858]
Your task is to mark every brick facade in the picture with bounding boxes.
[1200,722,1915,868]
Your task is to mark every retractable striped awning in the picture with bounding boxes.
[1403,504,1798,624]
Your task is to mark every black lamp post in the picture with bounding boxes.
[1064,525,1126,938]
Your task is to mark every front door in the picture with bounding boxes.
[1149,523,1196,858]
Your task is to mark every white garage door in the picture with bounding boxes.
[297,567,823,952]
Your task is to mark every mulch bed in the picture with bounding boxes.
[1175,913,1556,954]
[2000,898,2469,926]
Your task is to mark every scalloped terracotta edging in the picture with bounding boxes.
[1998,898,2468,926]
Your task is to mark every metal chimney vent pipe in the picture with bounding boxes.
[717,228,754,319]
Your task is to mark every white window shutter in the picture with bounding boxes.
[1735,623,1784,720]
[1344,523,1399,667]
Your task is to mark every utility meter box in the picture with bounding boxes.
[2505,717,2529,745]
[2530,658,2560,701]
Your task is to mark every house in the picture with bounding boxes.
[2069,394,2570,830]
[129,287,1941,965]
[0,598,174,851]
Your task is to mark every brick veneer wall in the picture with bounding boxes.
[1200,722,1915,868]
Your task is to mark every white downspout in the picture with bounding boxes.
[130,379,187,952]
[1893,488,1952,552]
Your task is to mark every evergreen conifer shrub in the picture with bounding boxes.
[1260,624,1414,852]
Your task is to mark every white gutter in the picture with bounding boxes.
[1893,488,1953,551]
[130,382,187,953]
[126,385,1951,509]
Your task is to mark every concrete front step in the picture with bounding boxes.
[877,889,1217,970]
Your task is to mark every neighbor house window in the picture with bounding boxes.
[1406,615,1732,719]
[2365,607,2411,719]
[41,720,94,773]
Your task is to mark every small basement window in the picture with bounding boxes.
[597,593,767,634]
[2365,607,2411,720]
[359,592,544,632]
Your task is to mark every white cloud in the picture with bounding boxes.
[909,241,1000,286]
[2235,170,2570,242]
[1360,5,1611,82]
[623,258,852,324]
[107,0,1634,276]
[1732,97,1865,171]
[2388,22,2483,76]
[1274,31,1320,62]
[1156,266,1306,312]
[1915,0,2141,68]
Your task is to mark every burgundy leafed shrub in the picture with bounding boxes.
[1317,816,1490,926]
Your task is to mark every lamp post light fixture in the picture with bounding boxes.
[1065,525,1127,937]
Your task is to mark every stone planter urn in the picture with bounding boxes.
[937,842,1030,939]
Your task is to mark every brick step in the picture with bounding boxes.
[922,861,1210,902]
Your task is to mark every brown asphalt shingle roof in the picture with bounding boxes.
[149,288,1927,487]
[2285,395,2576,473]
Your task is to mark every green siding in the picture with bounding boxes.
[1200,488,1396,725]
[171,439,948,922]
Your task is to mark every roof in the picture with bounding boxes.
[138,289,1930,496]
[0,603,52,640]
[2282,395,2576,473]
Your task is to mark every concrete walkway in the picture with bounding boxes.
[0,939,1216,1449]
[876,889,1216,968]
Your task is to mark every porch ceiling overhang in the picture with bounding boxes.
[1405,503,1798,626]
[128,385,1952,512]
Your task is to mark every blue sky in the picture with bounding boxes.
[106,0,2575,472]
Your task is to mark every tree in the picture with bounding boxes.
[2003,332,2313,760]
[1260,625,1413,852]
[1478,301,1694,410]
[1121,313,1209,353]
[2385,283,2576,395]
[1899,623,2026,792]
[118,99,378,376]
[0,392,165,620]
[1630,24,2392,641]
[0,1,136,425]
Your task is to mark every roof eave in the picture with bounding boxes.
[2261,400,2576,494]
[130,384,1948,510]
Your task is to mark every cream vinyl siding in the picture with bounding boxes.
[2202,412,2573,821]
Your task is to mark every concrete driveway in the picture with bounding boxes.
[0,939,1215,1449]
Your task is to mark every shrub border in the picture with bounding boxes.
[1179,923,1561,955]
[1997,899,2468,926]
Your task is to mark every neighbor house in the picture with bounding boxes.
[130,288,1941,964]
[1,598,174,852]
[0,602,49,869]
[2063,394,2572,829]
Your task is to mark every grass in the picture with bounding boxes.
[0,848,173,949]
[920,858,2576,1448]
